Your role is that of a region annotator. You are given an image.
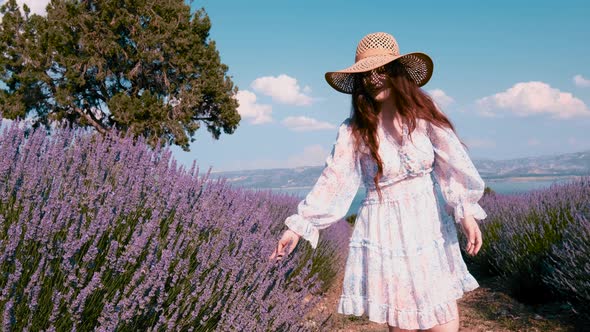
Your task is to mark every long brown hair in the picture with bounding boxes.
[349,60,468,201]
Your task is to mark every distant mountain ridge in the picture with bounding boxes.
[209,150,590,189]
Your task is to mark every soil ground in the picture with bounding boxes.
[303,255,588,331]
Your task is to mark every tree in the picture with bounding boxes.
[0,0,240,151]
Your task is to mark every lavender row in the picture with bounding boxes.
[0,114,349,331]
[467,175,590,315]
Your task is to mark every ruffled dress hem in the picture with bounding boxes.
[336,273,479,330]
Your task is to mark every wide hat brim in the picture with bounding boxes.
[325,52,433,94]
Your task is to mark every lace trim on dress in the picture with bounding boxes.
[452,199,488,223]
[348,236,446,257]
[338,294,459,330]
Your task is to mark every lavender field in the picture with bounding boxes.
[0,115,350,331]
[1,114,589,330]
[462,174,590,315]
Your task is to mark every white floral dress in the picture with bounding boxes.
[284,117,488,330]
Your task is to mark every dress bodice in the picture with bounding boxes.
[284,116,488,249]
[359,119,435,189]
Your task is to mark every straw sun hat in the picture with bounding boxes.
[325,32,434,94]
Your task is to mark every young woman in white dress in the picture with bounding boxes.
[269,32,487,332]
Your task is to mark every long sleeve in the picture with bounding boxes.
[427,121,488,224]
[284,118,362,249]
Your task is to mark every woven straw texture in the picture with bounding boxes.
[325,32,433,94]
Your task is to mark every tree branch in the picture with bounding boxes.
[73,106,108,136]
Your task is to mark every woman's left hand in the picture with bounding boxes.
[460,215,482,256]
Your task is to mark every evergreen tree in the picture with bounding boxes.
[0,0,240,151]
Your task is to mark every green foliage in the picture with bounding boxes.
[0,0,240,151]
[463,215,504,277]
[308,237,346,294]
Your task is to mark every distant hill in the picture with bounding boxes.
[209,150,590,189]
[474,150,590,179]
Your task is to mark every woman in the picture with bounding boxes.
[268,32,487,332]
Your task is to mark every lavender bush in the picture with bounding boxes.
[307,219,351,295]
[541,212,590,311]
[0,114,349,331]
[470,175,590,313]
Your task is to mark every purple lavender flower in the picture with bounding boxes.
[0,114,339,330]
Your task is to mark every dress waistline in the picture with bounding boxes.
[362,174,435,205]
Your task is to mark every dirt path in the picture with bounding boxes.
[303,265,586,332]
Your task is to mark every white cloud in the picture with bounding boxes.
[234,90,273,124]
[282,116,336,132]
[567,137,577,145]
[475,81,590,119]
[226,144,331,171]
[251,74,313,106]
[464,138,496,148]
[477,109,498,118]
[428,88,454,108]
[573,74,590,88]
[13,0,49,16]
[285,144,330,168]
[527,138,541,146]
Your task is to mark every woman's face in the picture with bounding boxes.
[361,66,393,102]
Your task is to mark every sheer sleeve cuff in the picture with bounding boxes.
[284,214,320,249]
[453,200,488,224]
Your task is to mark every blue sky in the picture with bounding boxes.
[5,0,590,172]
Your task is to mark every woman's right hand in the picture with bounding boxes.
[268,229,301,262]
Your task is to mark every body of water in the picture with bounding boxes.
[270,176,579,217]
